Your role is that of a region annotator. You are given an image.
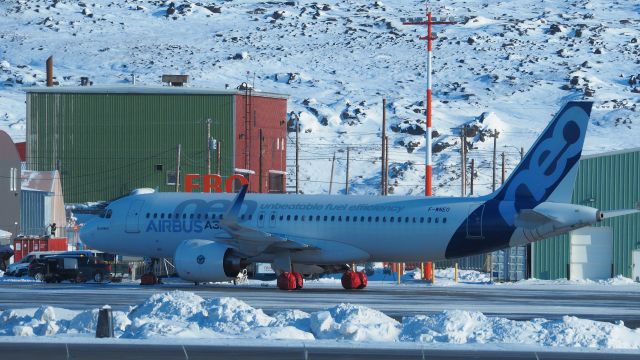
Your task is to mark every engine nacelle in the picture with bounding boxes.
[174,239,245,283]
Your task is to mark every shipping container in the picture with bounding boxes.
[12,237,68,262]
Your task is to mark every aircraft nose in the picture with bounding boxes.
[79,220,98,247]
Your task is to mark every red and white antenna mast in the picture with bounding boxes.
[403,8,456,196]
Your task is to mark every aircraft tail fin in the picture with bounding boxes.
[493,101,593,207]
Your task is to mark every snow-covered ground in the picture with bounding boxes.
[1,290,639,350]
[1,0,638,196]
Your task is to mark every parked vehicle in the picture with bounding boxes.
[5,251,63,277]
[29,254,111,283]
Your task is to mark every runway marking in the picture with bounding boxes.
[182,345,189,360]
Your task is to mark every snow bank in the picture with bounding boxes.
[512,275,637,286]
[310,304,401,341]
[401,310,640,349]
[1,291,639,349]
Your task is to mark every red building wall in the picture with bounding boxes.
[234,95,287,193]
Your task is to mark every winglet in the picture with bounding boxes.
[225,184,249,222]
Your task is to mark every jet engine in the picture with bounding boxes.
[173,239,246,283]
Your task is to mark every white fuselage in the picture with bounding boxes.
[83,192,486,263]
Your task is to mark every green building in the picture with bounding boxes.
[533,148,640,280]
[26,86,288,203]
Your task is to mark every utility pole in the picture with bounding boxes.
[345,146,350,195]
[175,144,181,192]
[470,158,475,196]
[216,140,222,175]
[384,135,389,195]
[295,123,300,194]
[501,152,506,185]
[259,129,264,193]
[492,131,499,192]
[460,126,466,196]
[329,152,336,195]
[403,10,456,197]
[206,119,212,175]
[381,98,387,196]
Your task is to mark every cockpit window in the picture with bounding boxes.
[105,209,112,219]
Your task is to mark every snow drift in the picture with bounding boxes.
[1,291,639,349]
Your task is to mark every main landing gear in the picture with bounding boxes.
[341,270,368,290]
[277,271,304,290]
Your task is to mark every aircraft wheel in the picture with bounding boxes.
[341,270,362,290]
[277,272,298,290]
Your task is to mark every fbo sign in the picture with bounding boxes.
[184,174,249,193]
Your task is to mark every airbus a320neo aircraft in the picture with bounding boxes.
[81,101,638,290]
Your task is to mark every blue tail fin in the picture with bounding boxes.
[494,101,593,222]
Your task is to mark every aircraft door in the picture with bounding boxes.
[258,211,265,228]
[125,200,145,233]
[466,204,484,239]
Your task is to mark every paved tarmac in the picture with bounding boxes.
[1,342,639,360]
[0,281,639,327]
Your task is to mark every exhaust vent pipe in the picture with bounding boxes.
[596,210,604,222]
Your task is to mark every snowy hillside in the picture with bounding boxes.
[0,0,638,196]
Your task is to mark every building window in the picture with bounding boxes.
[269,171,285,193]
[166,170,177,185]
[155,164,164,172]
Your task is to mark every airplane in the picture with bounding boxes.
[80,101,639,290]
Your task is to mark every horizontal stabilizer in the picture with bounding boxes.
[602,209,640,219]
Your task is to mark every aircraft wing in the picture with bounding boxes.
[216,185,319,256]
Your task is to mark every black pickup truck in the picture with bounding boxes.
[29,254,111,283]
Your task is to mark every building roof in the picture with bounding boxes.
[582,147,640,160]
[24,85,289,99]
[0,130,20,163]
[21,170,58,193]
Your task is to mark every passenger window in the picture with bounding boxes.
[182,214,187,219]
[197,214,201,219]
[406,217,410,223]
[397,217,401,223]
[316,215,321,221]
[190,214,194,219]
[346,216,350,222]
[390,217,394,223]
[175,213,179,219]
[331,216,335,221]
[153,213,157,219]
[368,216,372,222]
[324,216,328,221]
[247,214,251,220]
[353,216,357,222]
[301,215,305,221]
[279,215,284,221]
[420,217,424,223]
[294,215,298,221]
[443,218,447,224]
[270,214,275,220]
[160,213,165,219]
[287,215,291,221]
[168,213,173,219]
[338,216,342,222]
[259,214,264,220]
[435,218,439,223]
[220,214,224,220]
[241,214,245,220]
[146,213,150,218]
[309,216,313,222]
[427,217,432,223]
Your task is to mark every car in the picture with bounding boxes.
[29,254,112,283]
[5,251,63,277]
